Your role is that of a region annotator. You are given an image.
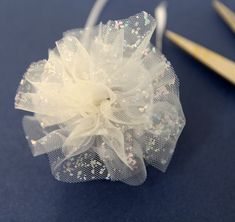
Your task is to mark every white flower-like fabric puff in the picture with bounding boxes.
[15,12,185,185]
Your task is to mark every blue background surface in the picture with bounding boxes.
[1,0,235,221]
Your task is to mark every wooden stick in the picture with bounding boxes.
[213,0,235,33]
[165,30,235,85]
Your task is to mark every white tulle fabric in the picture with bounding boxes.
[15,12,185,185]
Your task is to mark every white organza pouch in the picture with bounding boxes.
[15,11,185,185]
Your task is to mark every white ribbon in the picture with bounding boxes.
[155,1,168,51]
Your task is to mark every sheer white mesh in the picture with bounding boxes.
[15,12,185,185]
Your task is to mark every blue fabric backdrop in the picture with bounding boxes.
[0,0,235,221]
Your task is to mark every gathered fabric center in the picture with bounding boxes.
[70,80,115,117]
